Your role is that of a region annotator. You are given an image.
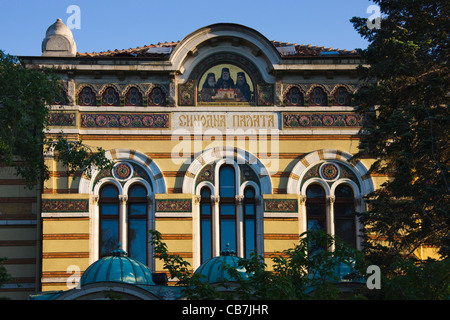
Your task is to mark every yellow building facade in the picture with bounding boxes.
[1,20,394,299]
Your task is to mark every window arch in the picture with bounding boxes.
[78,86,96,106]
[333,86,350,106]
[99,184,120,258]
[309,87,327,106]
[101,86,120,106]
[286,86,304,106]
[334,184,356,247]
[148,87,166,106]
[306,184,327,232]
[127,184,148,264]
[125,86,143,106]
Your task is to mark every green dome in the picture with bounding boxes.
[194,245,249,284]
[80,248,155,286]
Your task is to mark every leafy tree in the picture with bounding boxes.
[0,50,112,188]
[350,0,449,276]
[150,230,369,300]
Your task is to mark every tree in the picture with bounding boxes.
[0,50,112,188]
[350,1,449,274]
[150,230,369,300]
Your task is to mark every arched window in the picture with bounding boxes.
[219,165,236,253]
[200,187,212,263]
[127,184,148,264]
[310,87,327,106]
[244,186,256,258]
[101,87,120,106]
[125,87,143,106]
[99,184,120,258]
[286,87,304,106]
[306,184,327,232]
[334,184,356,248]
[78,86,96,106]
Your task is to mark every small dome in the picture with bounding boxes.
[194,245,249,284]
[80,248,155,286]
[42,18,77,57]
[45,18,74,39]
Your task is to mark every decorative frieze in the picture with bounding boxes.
[42,199,89,213]
[80,113,170,129]
[155,199,192,212]
[282,112,367,128]
[264,199,298,213]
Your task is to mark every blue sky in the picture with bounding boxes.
[0,0,375,57]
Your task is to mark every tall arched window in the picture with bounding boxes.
[127,184,148,264]
[99,185,120,258]
[243,186,256,258]
[306,184,327,232]
[219,165,236,253]
[200,187,213,264]
[334,184,356,248]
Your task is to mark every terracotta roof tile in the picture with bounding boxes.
[76,40,357,58]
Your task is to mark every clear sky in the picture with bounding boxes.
[0,0,375,57]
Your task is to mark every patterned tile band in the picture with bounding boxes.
[42,199,89,212]
[80,113,170,129]
[156,199,192,212]
[48,112,77,126]
[282,112,367,128]
[264,199,298,213]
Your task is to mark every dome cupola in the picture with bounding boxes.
[42,18,77,57]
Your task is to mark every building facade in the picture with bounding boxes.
[1,19,395,299]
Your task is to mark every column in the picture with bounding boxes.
[119,194,128,252]
[327,195,336,251]
[235,195,245,258]
[211,195,220,257]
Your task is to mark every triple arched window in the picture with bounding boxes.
[198,164,260,264]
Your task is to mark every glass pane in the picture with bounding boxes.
[100,203,119,216]
[201,187,211,198]
[244,187,255,199]
[220,203,235,215]
[129,203,146,216]
[129,185,147,198]
[220,219,236,253]
[244,203,255,216]
[100,219,118,257]
[128,218,147,264]
[201,219,212,263]
[307,219,325,231]
[219,166,235,198]
[245,219,255,258]
[307,185,325,198]
[335,219,356,248]
[201,203,211,216]
[306,204,326,217]
[334,203,354,216]
[335,185,354,198]
[100,185,119,198]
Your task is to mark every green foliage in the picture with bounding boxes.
[0,50,113,187]
[0,258,12,300]
[350,0,449,267]
[150,229,368,300]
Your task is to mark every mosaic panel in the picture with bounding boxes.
[282,113,367,128]
[155,199,192,212]
[80,113,170,129]
[264,199,298,213]
[47,112,76,126]
[42,199,89,212]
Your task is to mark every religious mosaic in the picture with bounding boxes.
[80,113,170,129]
[179,53,274,106]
